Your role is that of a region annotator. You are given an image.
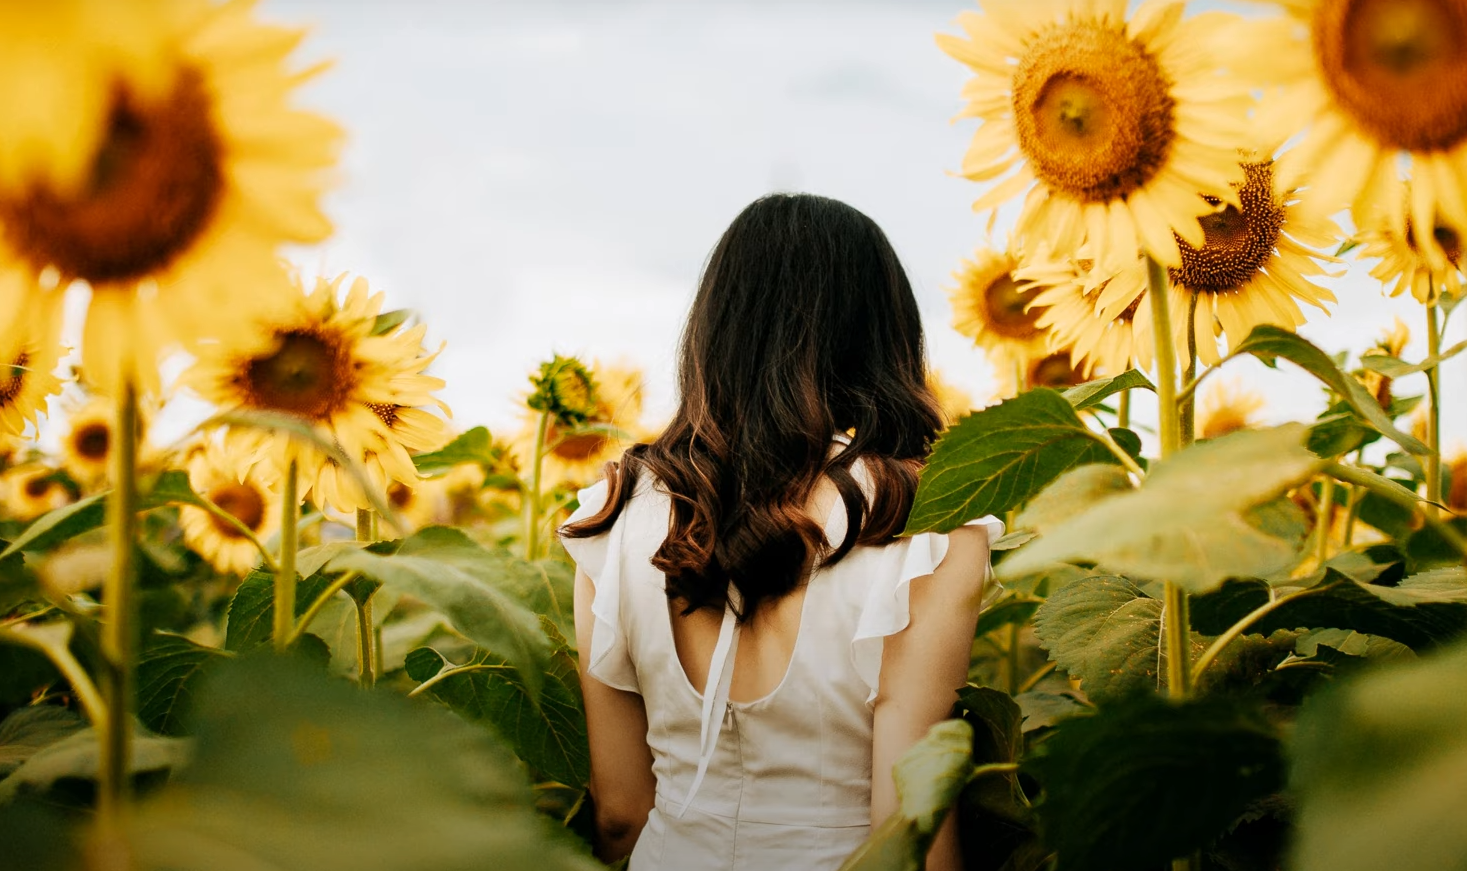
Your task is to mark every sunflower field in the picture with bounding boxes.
[0,0,1465,870]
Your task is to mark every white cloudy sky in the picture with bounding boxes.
[153,0,1461,450]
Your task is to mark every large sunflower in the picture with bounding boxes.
[1018,249,1157,377]
[1357,207,1465,302]
[1243,0,1467,265]
[183,273,451,515]
[1090,159,1338,365]
[937,0,1252,272]
[178,439,280,576]
[0,0,342,394]
[0,285,64,438]
[950,247,1051,375]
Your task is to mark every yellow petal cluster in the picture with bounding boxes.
[178,438,280,576]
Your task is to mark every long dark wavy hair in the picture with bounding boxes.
[562,193,943,620]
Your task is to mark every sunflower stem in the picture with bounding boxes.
[273,459,299,653]
[1147,256,1190,702]
[99,377,140,829]
[1117,390,1131,429]
[1315,476,1336,568]
[355,507,378,543]
[1180,292,1199,446]
[354,508,378,688]
[287,570,361,646]
[1004,623,1021,695]
[524,409,551,560]
[1425,298,1443,516]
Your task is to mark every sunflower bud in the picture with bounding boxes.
[527,355,599,426]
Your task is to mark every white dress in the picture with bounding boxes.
[560,458,1002,871]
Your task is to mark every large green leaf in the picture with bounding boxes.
[1290,640,1467,871]
[323,527,552,702]
[999,425,1320,592]
[1032,576,1162,701]
[407,618,588,788]
[1061,370,1156,411]
[1361,338,1467,378]
[136,633,230,737]
[0,547,35,613]
[1014,465,1134,534]
[906,389,1119,534]
[0,707,85,779]
[0,721,189,802]
[1025,696,1284,871]
[113,654,600,871]
[840,719,977,871]
[412,426,506,477]
[1234,325,1428,454]
[224,569,335,653]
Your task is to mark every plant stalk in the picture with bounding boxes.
[1425,299,1443,516]
[1117,389,1131,429]
[355,508,378,688]
[273,459,299,653]
[99,377,140,827]
[523,409,551,559]
[1180,291,1199,446]
[1147,256,1191,703]
[1315,476,1336,567]
[1004,623,1021,696]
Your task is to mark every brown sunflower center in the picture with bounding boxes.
[1406,217,1464,265]
[388,481,414,510]
[982,273,1044,340]
[242,330,354,420]
[1315,0,1467,151]
[1170,162,1283,293]
[550,423,611,462]
[24,475,53,499]
[72,423,111,462]
[208,483,266,538]
[368,403,400,429]
[0,69,224,284]
[1012,20,1176,202]
[0,353,28,405]
[1028,353,1083,390]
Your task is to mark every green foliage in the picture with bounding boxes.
[136,633,229,736]
[1290,640,1467,871]
[225,569,334,652]
[527,355,599,425]
[0,707,85,779]
[0,719,189,803]
[371,308,413,336]
[1032,576,1161,701]
[1014,465,1133,534]
[1360,338,1467,378]
[1060,369,1155,411]
[1025,696,1285,871]
[905,389,1121,534]
[412,426,510,478]
[1000,425,1319,592]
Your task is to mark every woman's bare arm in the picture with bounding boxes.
[871,525,991,871]
[574,567,657,863]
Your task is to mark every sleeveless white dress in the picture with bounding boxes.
[560,455,1002,871]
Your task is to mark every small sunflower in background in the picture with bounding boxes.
[183,272,451,515]
[1093,159,1339,366]
[527,355,600,428]
[0,463,72,522]
[927,369,973,426]
[1447,447,1467,516]
[936,0,1252,272]
[178,439,279,576]
[1241,0,1467,266]
[1357,317,1413,411]
[949,247,1050,381]
[59,398,114,485]
[386,477,452,533]
[1019,249,1156,378]
[1358,207,1465,303]
[529,360,647,491]
[0,0,342,394]
[0,286,64,438]
[1198,379,1268,440]
[1023,351,1088,394]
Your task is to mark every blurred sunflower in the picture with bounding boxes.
[927,369,974,425]
[59,398,114,485]
[0,286,64,438]
[0,463,71,521]
[526,361,646,490]
[1243,0,1467,264]
[950,247,1050,375]
[1025,352,1087,392]
[0,0,342,394]
[178,439,279,576]
[1198,379,1267,439]
[1447,448,1467,515]
[1358,317,1412,410]
[1358,207,1465,303]
[937,0,1251,272]
[183,273,451,514]
[1091,159,1339,365]
[1019,249,1156,377]
[386,477,450,533]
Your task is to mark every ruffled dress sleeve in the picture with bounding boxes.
[850,514,1005,704]
[559,479,639,693]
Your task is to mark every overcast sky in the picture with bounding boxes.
[150,0,1463,452]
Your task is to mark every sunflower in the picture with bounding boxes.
[178,439,280,576]
[1447,447,1467,515]
[1243,0,1467,263]
[1018,249,1156,377]
[928,369,974,425]
[1357,317,1412,410]
[937,0,1252,273]
[182,273,451,515]
[1089,159,1339,365]
[949,247,1051,375]
[1198,379,1267,439]
[0,463,72,522]
[0,284,64,438]
[525,361,647,491]
[59,398,114,485]
[1357,207,1465,303]
[0,0,342,394]
[386,476,452,533]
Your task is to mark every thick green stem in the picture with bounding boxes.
[99,378,140,827]
[523,410,551,559]
[355,508,378,688]
[1117,389,1131,429]
[1147,256,1190,703]
[287,570,361,646]
[355,507,378,543]
[1180,292,1199,446]
[1315,477,1336,567]
[1425,300,1443,514]
[273,460,299,653]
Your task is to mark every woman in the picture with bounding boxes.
[560,193,1000,871]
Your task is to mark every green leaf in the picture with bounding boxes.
[1361,339,1467,379]
[975,597,1042,638]
[0,494,106,558]
[1234,325,1428,454]
[1015,691,1090,732]
[989,531,1036,552]
[0,547,35,613]
[905,389,1120,534]
[408,617,588,788]
[0,721,189,802]
[224,570,334,653]
[956,686,1022,764]
[1061,369,1156,411]
[136,633,229,737]
[1015,465,1134,534]
[1000,425,1320,592]
[1024,696,1284,871]
[1307,404,1379,458]
[371,308,413,336]
[323,527,553,702]
[120,654,601,871]
[0,707,86,779]
[1032,576,1162,701]
[413,426,505,477]
[1290,640,1467,871]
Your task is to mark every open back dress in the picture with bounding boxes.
[560,449,1003,871]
